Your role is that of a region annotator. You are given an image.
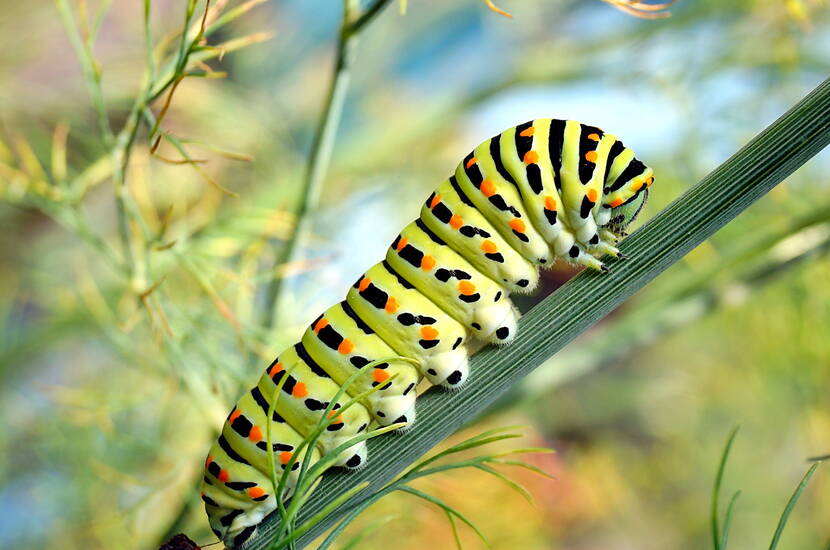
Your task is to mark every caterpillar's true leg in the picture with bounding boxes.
[599,228,620,244]
[589,240,622,259]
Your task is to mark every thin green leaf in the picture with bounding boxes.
[768,462,822,550]
[409,427,525,471]
[315,488,398,550]
[402,457,496,482]
[488,458,555,479]
[472,463,534,504]
[204,0,269,37]
[720,491,741,550]
[397,485,488,546]
[489,446,555,458]
[446,509,464,550]
[267,481,370,550]
[713,427,740,550]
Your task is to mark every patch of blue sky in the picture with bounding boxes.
[0,476,53,546]
[467,83,682,157]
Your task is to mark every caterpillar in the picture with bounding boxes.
[201,118,654,547]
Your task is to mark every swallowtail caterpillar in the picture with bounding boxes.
[201,118,654,547]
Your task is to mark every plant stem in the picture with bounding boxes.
[55,0,115,147]
[57,0,151,287]
[712,427,740,550]
[239,77,830,550]
[259,0,393,331]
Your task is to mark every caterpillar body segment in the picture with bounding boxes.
[496,120,566,249]
[203,118,654,548]
[202,390,321,545]
[255,346,372,468]
[386,220,519,345]
[420,179,540,295]
[346,261,471,388]
[300,302,421,427]
[456,146,553,266]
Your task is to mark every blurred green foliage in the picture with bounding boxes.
[0,0,827,549]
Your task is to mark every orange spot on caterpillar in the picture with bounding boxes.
[429,194,442,209]
[373,368,390,382]
[229,408,242,423]
[327,410,344,423]
[480,179,496,197]
[205,456,213,468]
[385,296,398,314]
[269,362,284,378]
[449,214,463,229]
[481,240,498,254]
[421,255,436,270]
[610,198,624,208]
[585,150,598,163]
[509,218,526,233]
[338,339,354,355]
[587,133,600,141]
[523,151,539,164]
[292,382,308,398]
[313,319,329,333]
[631,180,644,192]
[587,189,598,202]
[544,196,557,210]
[218,469,230,482]
[279,451,293,464]
[247,487,266,499]
[465,157,477,169]
[458,280,476,296]
[395,237,408,252]
[420,326,438,340]
[519,127,535,137]
[358,277,371,292]
[646,176,654,187]
[249,426,263,442]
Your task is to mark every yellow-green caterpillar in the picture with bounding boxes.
[201,118,654,547]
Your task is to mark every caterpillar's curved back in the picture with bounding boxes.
[201,118,654,547]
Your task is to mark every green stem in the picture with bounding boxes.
[55,0,114,147]
[768,462,821,550]
[239,77,830,550]
[712,427,740,550]
[259,0,393,331]
[56,0,142,284]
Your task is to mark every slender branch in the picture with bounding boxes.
[55,0,114,147]
[348,0,393,34]
[259,0,393,331]
[55,0,141,281]
[239,78,830,550]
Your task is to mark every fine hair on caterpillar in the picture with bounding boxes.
[201,118,654,547]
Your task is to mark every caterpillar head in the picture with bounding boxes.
[602,162,654,235]
[606,186,649,234]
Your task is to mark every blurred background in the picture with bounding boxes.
[1,0,828,549]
